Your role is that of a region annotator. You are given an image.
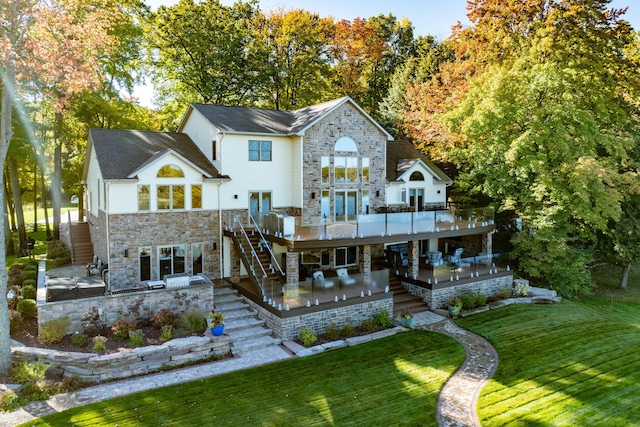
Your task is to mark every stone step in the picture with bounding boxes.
[224,308,258,321]
[225,316,265,332]
[226,325,272,341]
[214,292,244,304]
[231,334,281,354]
[214,300,251,312]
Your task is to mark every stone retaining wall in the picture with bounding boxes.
[402,273,513,309]
[38,284,214,334]
[11,335,230,383]
[245,295,394,340]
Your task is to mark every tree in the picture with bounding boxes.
[258,8,335,110]
[403,0,640,298]
[0,0,123,375]
[147,0,268,114]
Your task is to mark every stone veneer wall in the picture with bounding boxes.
[401,273,513,309]
[38,285,214,334]
[87,210,108,264]
[244,296,393,340]
[93,210,221,290]
[302,102,388,220]
[12,335,229,383]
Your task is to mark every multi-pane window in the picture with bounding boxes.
[346,157,358,182]
[249,140,272,161]
[362,158,370,183]
[321,156,330,183]
[191,185,202,209]
[138,185,150,211]
[335,246,357,267]
[157,185,185,210]
[334,156,358,183]
[192,243,203,275]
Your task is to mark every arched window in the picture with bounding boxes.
[409,171,425,181]
[157,164,184,177]
[334,136,358,152]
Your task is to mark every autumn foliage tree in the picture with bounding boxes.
[403,0,640,297]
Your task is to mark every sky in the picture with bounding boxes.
[135,0,639,107]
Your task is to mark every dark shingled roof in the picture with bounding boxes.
[89,129,221,180]
[189,97,391,137]
[386,140,453,184]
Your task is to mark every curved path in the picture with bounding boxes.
[416,313,499,427]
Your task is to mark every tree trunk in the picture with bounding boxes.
[620,263,631,290]
[3,170,16,231]
[40,144,51,240]
[33,159,38,232]
[0,54,17,376]
[8,156,26,257]
[52,114,62,240]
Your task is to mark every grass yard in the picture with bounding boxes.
[22,330,465,427]
[456,269,640,427]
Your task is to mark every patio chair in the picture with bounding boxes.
[313,271,333,288]
[425,251,444,267]
[336,268,357,286]
[87,259,103,276]
[444,248,464,267]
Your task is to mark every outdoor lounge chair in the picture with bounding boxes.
[313,271,333,288]
[336,268,357,286]
[444,248,464,267]
[425,251,444,267]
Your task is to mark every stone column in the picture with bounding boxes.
[359,244,371,281]
[408,240,420,279]
[482,232,493,259]
[285,251,299,284]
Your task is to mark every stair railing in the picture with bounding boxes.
[248,214,284,277]
[234,218,268,295]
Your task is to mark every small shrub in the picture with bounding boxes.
[17,299,37,320]
[47,240,70,260]
[462,294,476,310]
[447,295,462,308]
[8,271,26,287]
[53,256,71,267]
[24,262,38,271]
[9,309,22,334]
[12,360,50,384]
[324,323,340,341]
[39,316,69,345]
[71,333,88,347]
[474,292,487,307]
[300,327,317,346]
[373,310,393,328]
[21,284,36,300]
[81,306,106,337]
[23,270,37,281]
[340,324,355,338]
[180,309,207,335]
[111,319,136,341]
[514,281,531,297]
[0,389,21,412]
[21,278,36,288]
[128,329,145,347]
[92,335,107,352]
[9,264,25,275]
[160,325,173,342]
[153,308,179,329]
[494,288,513,300]
[359,319,377,333]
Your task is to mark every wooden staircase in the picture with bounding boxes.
[389,275,430,317]
[70,222,94,265]
[230,227,283,292]
[245,230,282,284]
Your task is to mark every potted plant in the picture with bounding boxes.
[209,311,226,336]
[396,310,414,328]
[447,296,463,318]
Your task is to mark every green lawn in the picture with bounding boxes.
[456,270,640,427]
[22,330,465,427]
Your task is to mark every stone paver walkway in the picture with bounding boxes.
[418,314,499,427]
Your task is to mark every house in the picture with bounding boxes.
[82,97,494,299]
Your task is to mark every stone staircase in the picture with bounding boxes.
[213,283,281,354]
[389,275,431,317]
[69,222,94,265]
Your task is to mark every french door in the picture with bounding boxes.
[335,190,357,222]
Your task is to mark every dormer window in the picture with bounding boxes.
[157,164,184,177]
[410,171,425,181]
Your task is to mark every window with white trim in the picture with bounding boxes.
[249,140,272,161]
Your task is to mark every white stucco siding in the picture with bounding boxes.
[385,162,448,207]
[219,134,299,210]
[107,153,219,214]
[181,109,218,166]
[85,149,103,216]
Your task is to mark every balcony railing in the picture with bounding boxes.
[232,206,495,241]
